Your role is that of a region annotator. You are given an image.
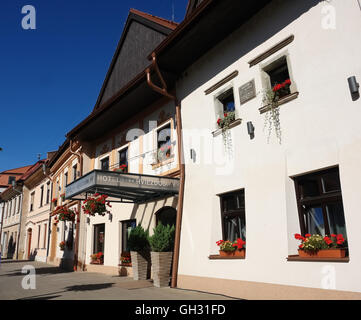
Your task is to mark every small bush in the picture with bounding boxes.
[149,223,175,252]
[128,225,150,252]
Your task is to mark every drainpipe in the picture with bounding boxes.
[69,140,83,271]
[0,201,4,257]
[16,190,23,260]
[146,53,186,288]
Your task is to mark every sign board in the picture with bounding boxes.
[239,79,256,105]
[65,170,180,200]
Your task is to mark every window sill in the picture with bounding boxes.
[208,255,245,260]
[259,92,299,114]
[151,155,175,169]
[287,255,349,263]
[212,118,242,137]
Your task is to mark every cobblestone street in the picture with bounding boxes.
[0,260,235,300]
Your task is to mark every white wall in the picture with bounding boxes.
[176,0,361,292]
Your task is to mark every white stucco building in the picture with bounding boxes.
[172,0,361,299]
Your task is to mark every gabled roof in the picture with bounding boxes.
[92,8,178,113]
[0,165,33,188]
[130,9,178,31]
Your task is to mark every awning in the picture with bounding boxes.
[65,170,180,204]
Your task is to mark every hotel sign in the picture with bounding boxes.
[65,170,180,200]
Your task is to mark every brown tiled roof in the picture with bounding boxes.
[130,8,178,30]
[0,165,33,187]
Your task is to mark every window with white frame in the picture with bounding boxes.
[214,87,237,130]
[261,54,296,102]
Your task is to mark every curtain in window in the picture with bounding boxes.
[305,206,325,236]
[326,202,347,239]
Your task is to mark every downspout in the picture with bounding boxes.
[146,53,186,288]
[0,201,4,257]
[16,189,23,260]
[46,179,53,259]
[69,140,83,271]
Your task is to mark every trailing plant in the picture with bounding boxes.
[216,111,236,131]
[216,238,246,252]
[59,241,66,251]
[148,223,175,252]
[128,225,150,253]
[54,205,76,222]
[295,233,346,253]
[82,193,112,216]
[216,111,235,154]
[262,79,291,144]
[113,164,128,173]
[216,240,235,252]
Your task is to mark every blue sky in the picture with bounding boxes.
[0,0,188,172]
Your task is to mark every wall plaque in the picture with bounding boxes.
[239,79,256,105]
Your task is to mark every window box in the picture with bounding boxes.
[212,118,242,137]
[287,255,349,263]
[298,248,346,259]
[208,254,245,260]
[219,249,245,258]
[259,91,299,114]
[151,154,175,169]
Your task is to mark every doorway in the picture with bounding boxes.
[27,228,32,259]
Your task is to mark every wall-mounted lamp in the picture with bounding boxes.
[247,121,255,140]
[348,76,360,101]
[190,149,196,162]
[108,213,113,222]
[86,217,90,224]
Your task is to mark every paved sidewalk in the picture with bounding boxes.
[0,260,235,300]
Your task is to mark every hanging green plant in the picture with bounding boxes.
[216,111,235,153]
[262,79,291,144]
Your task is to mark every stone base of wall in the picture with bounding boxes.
[177,274,361,300]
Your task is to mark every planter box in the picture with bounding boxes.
[219,249,245,257]
[151,252,173,287]
[298,249,346,259]
[130,251,149,280]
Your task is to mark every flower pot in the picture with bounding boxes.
[298,249,346,259]
[151,251,173,287]
[233,249,246,258]
[219,250,235,257]
[130,251,149,280]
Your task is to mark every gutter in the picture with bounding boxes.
[0,201,4,256]
[146,54,185,288]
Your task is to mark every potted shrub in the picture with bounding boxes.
[295,233,346,258]
[128,225,150,280]
[149,223,175,287]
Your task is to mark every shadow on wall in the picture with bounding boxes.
[6,236,16,259]
[29,249,37,261]
[178,0,321,99]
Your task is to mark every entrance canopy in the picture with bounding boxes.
[65,170,180,204]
